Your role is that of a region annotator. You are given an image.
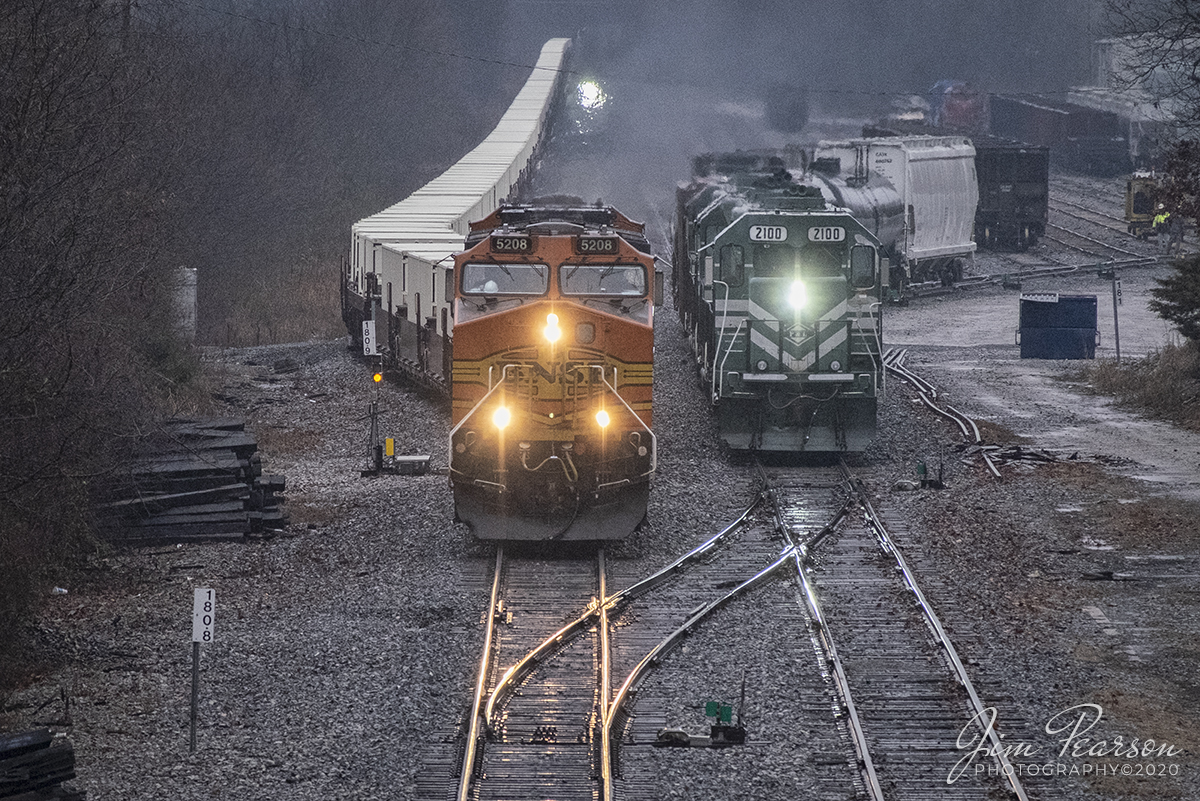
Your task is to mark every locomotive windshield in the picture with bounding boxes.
[462,263,548,295]
[560,264,646,296]
[754,244,844,277]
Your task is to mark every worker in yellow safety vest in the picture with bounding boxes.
[1154,206,1171,252]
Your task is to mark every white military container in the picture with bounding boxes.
[813,136,978,281]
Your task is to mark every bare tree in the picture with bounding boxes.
[1103,0,1200,134]
[0,0,186,664]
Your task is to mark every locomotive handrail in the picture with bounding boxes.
[856,301,885,401]
[716,318,746,401]
[711,279,733,402]
[447,364,522,489]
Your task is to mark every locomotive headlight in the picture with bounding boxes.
[788,279,807,310]
[492,406,511,430]
[544,313,562,344]
[595,409,610,428]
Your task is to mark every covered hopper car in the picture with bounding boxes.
[865,122,1050,251]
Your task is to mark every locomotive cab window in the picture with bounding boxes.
[755,244,794,275]
[850,245,877,289]
[462,263,548,296]
[719,244,745,287]
[560,264,647,296]
[802,245,843,277]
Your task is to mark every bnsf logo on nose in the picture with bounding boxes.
[749,225,787,242]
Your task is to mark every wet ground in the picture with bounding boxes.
[887,173,1200,502]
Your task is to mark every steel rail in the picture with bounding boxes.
[1048,196,1127,227]
[853,480,1030,801]
[1045,222,1141,260]
[604,547,799,750]
[885,351,1002,479]
[599,549,613,801]
[482,498,763,729]
[761,463,884,801]
[600,480,848,790]
[457,547,504,801]
[904,256,1157,299]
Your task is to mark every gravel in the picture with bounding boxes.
[4,179,1198,799]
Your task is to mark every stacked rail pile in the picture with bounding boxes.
[98,418,286,545]
[0,730,83,800]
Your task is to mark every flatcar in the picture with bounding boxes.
[674,152,886,452]
[450,204,657,539]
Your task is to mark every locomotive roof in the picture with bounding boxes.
[465,203,652,252]
[685,153,828,212]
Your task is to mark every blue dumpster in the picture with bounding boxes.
[1018,293,1098,359]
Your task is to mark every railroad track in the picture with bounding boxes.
[455,544,607,801]
[437,454,1035,799]
[607,466,857,799]
[1043,219,1144,263]
[795,475,1031,800]
[883,348,1001,479]
[450,471,863,800]
[1048,196,1128,230]
[905,254,1156,300]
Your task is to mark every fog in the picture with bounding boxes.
[53,0,1100,340]
[477,0,1100,224]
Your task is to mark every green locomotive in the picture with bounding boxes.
[673,152,887,452]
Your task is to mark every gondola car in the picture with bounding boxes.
[449,204,657,539]
[990,94,1131,176]
[674,152,886,452]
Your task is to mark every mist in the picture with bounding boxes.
[488,0,1100,224]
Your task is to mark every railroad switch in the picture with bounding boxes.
[653,700,747,748]
[360,380,431,477]
[915,461,945,490]
[709,723,747,747]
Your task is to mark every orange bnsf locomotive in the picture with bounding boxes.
[449,204,657,540]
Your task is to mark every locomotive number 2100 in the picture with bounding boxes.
[808,226,846,242]
[749,225,788,242]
